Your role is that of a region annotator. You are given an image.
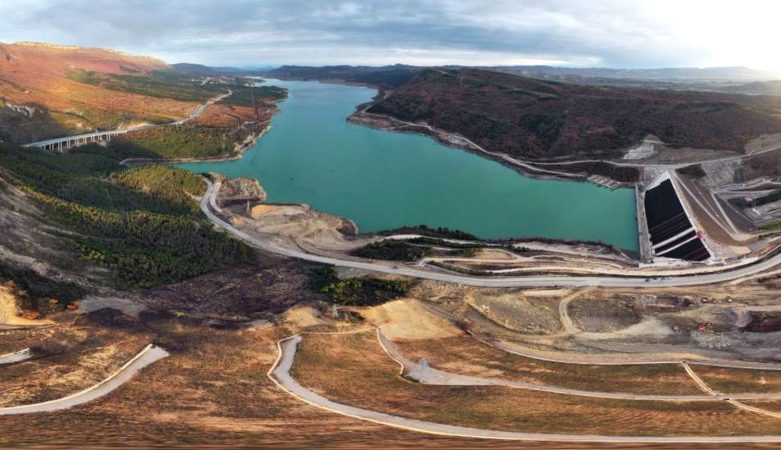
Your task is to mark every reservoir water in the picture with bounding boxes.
[178,79,639,251]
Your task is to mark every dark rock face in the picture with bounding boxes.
[741,313,781,333]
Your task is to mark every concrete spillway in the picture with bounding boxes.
[635,185,653,262]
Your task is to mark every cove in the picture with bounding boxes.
[177,79,639,251]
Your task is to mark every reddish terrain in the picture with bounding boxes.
[367,69,781,161]
[0,42,200,141]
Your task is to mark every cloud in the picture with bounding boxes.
[0,0,779,68]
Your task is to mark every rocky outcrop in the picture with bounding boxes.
[3,102,37,118]
[214,175,267,208]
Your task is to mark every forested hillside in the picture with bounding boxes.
[366,69,781,160]
[0,144,252,288]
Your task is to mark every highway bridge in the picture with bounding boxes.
[22,90,230,153]
[23,129,134,152]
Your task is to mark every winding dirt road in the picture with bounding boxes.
[269,334,781,444]
[0,348,32,365]
[475,333,781,370]
[682,362,781,419]
[0,344,168,415]
[375,328,781,401]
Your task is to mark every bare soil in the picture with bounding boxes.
[291,331,781,437]
[396,335,701,395]
[569,296,641,333]
[142,257,320,322]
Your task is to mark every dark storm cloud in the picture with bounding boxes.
[0,0,770,68]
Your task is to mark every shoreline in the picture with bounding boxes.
[263,77,643,187]
[347,110,638,188]
[194,79,643,256]
[119,122,272,167]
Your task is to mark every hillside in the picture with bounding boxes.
[0,43,290,297]
[0,42,199,141]
[0,143,253,290]
[263,64,422,88]
[490,65,777,82]
[727,80,781,96]
[0,42,285,149]
[364,68,781,161]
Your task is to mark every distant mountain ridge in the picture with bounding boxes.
[262,64,781,91]
[487,65,779,82]
[262,64,423,88]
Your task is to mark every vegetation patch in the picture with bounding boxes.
[68,69,287,107]
[378,224,478,240]
[311,266,410,306]
[113,165,205,215]
[692,364,781,394]
[350,240,431,261]
[109,125,238,160]
[0,144,252,289]
[760,220,781,232]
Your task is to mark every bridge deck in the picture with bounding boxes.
[24,129,129,148]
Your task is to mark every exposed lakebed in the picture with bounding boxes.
[178,79,639,251]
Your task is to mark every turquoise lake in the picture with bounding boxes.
[177,79,639,251]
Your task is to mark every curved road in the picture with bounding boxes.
[0,344,168,415]
[472,333,781,370]
[201,179,781,288]
[374,329,781,402]
[0,348,32,365]
[26,90,232,148]
[269,335,781,444]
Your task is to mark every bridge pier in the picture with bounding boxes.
[25,129,126,153]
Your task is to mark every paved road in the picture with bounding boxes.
[268,334,781,444]
[201,179,781,288]
[25,90,232,148]
[0,344,168,415]
[172,90,232,125]
[0,348,32,365]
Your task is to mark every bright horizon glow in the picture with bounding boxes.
[1,0,781,72]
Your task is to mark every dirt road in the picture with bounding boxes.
[0,344,167,415]
[269,334,781,443]
[0,348,31,365]
[377,329,781,401]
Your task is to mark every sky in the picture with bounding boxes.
[1,0,781,69]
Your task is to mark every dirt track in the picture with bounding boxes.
[270,334,781,444]
[0,348,31,365]
[0,344,167,415]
